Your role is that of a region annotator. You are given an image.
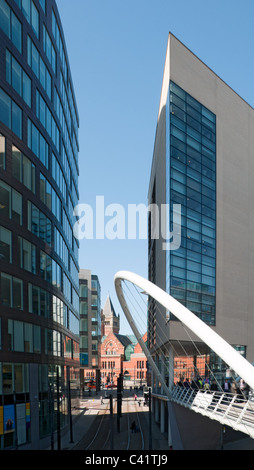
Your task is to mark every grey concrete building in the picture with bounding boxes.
[79,269,101,388]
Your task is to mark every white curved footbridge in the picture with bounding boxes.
[114,271,254,441]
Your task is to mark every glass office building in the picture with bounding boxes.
[148,32,254,365]
[0,0,80,449]
[148,32,254,447]
[167,81,216,326]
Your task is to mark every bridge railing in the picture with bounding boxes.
[170,384,254,437]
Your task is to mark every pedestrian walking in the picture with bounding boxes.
[130,421,136,433]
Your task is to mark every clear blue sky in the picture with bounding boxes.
[57,0,254,334]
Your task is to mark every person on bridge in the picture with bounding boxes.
[203,379,210,391]
[183,378,190,388]
[231,380,240,401]
[223,379,231,394]
[239,379,250,400]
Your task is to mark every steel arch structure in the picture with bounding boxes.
[114,270,254,392]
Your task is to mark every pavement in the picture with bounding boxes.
[47,393,171,451]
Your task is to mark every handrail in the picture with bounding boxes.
[170,384,254,438]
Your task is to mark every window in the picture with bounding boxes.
[24,323,33,352]
[29,284,39,315]
[80,318,88,332]
[168,81,216,325]
[0,87,22,138]
[27,36,52,100]
[79,284,87,297]
[12,100,22,138]
[27,119,48,168]
[8,320,41,353]
[12,145,35,192]
[40,251,61,289]
[2,363,13,393]
[80,301,88,316]
[31,1,39,37]
[43,25,56,73]
[0,273,23,309]
[80,336,88,349]
[14,0,39,38]
[27,201,52,245]
[39,0,45,12]
[0,180,23,225]
[0,0,10,37]
[1,273,11,307]
[13,277,23,309]
[0,180,11,219]
[0,0,22,52]
[69,310,79,335]
[0,87,11,129]
[0,134,5,169]
[18,237,36,273]
[0,226,12,263]
[12,188,22,224]
[36,91,60,151]
[12,145,22,181]
[34,325,41,353]
[39,172,62,222]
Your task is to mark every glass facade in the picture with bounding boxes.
[167,82,216,325]
[0,0,80,449]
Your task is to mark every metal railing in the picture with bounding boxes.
[170,385,254,438]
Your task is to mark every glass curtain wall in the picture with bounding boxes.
[168,81,216,326]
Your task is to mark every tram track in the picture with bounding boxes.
[126,397,145,450]
[72,393,148,451]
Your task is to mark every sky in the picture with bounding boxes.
[56,0,254,335]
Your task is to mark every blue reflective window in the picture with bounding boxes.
[6,51,31,107]
[187,260,201,273]
[0,87,22,138]
[186,250,201,263]
[171,256,186,269]
[171,125,186,142]
[11,10,22,52]
[0,0,22,52]
[0,0,10,37]
[168,81,216,325]
[39,0,45,12]
[12,101,22,138]
[0,87,11,128]
[172,169,186,184]
[187,198,201,212]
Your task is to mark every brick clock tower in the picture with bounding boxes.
[101,295,120,336]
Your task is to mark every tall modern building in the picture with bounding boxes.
[0,0,80,449]
[148,33,254,435]
[79,270,101,388]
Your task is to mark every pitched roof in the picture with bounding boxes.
[103,295,117,318]
[115,334,132,348]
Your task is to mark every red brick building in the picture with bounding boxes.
[100,296,148,387]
